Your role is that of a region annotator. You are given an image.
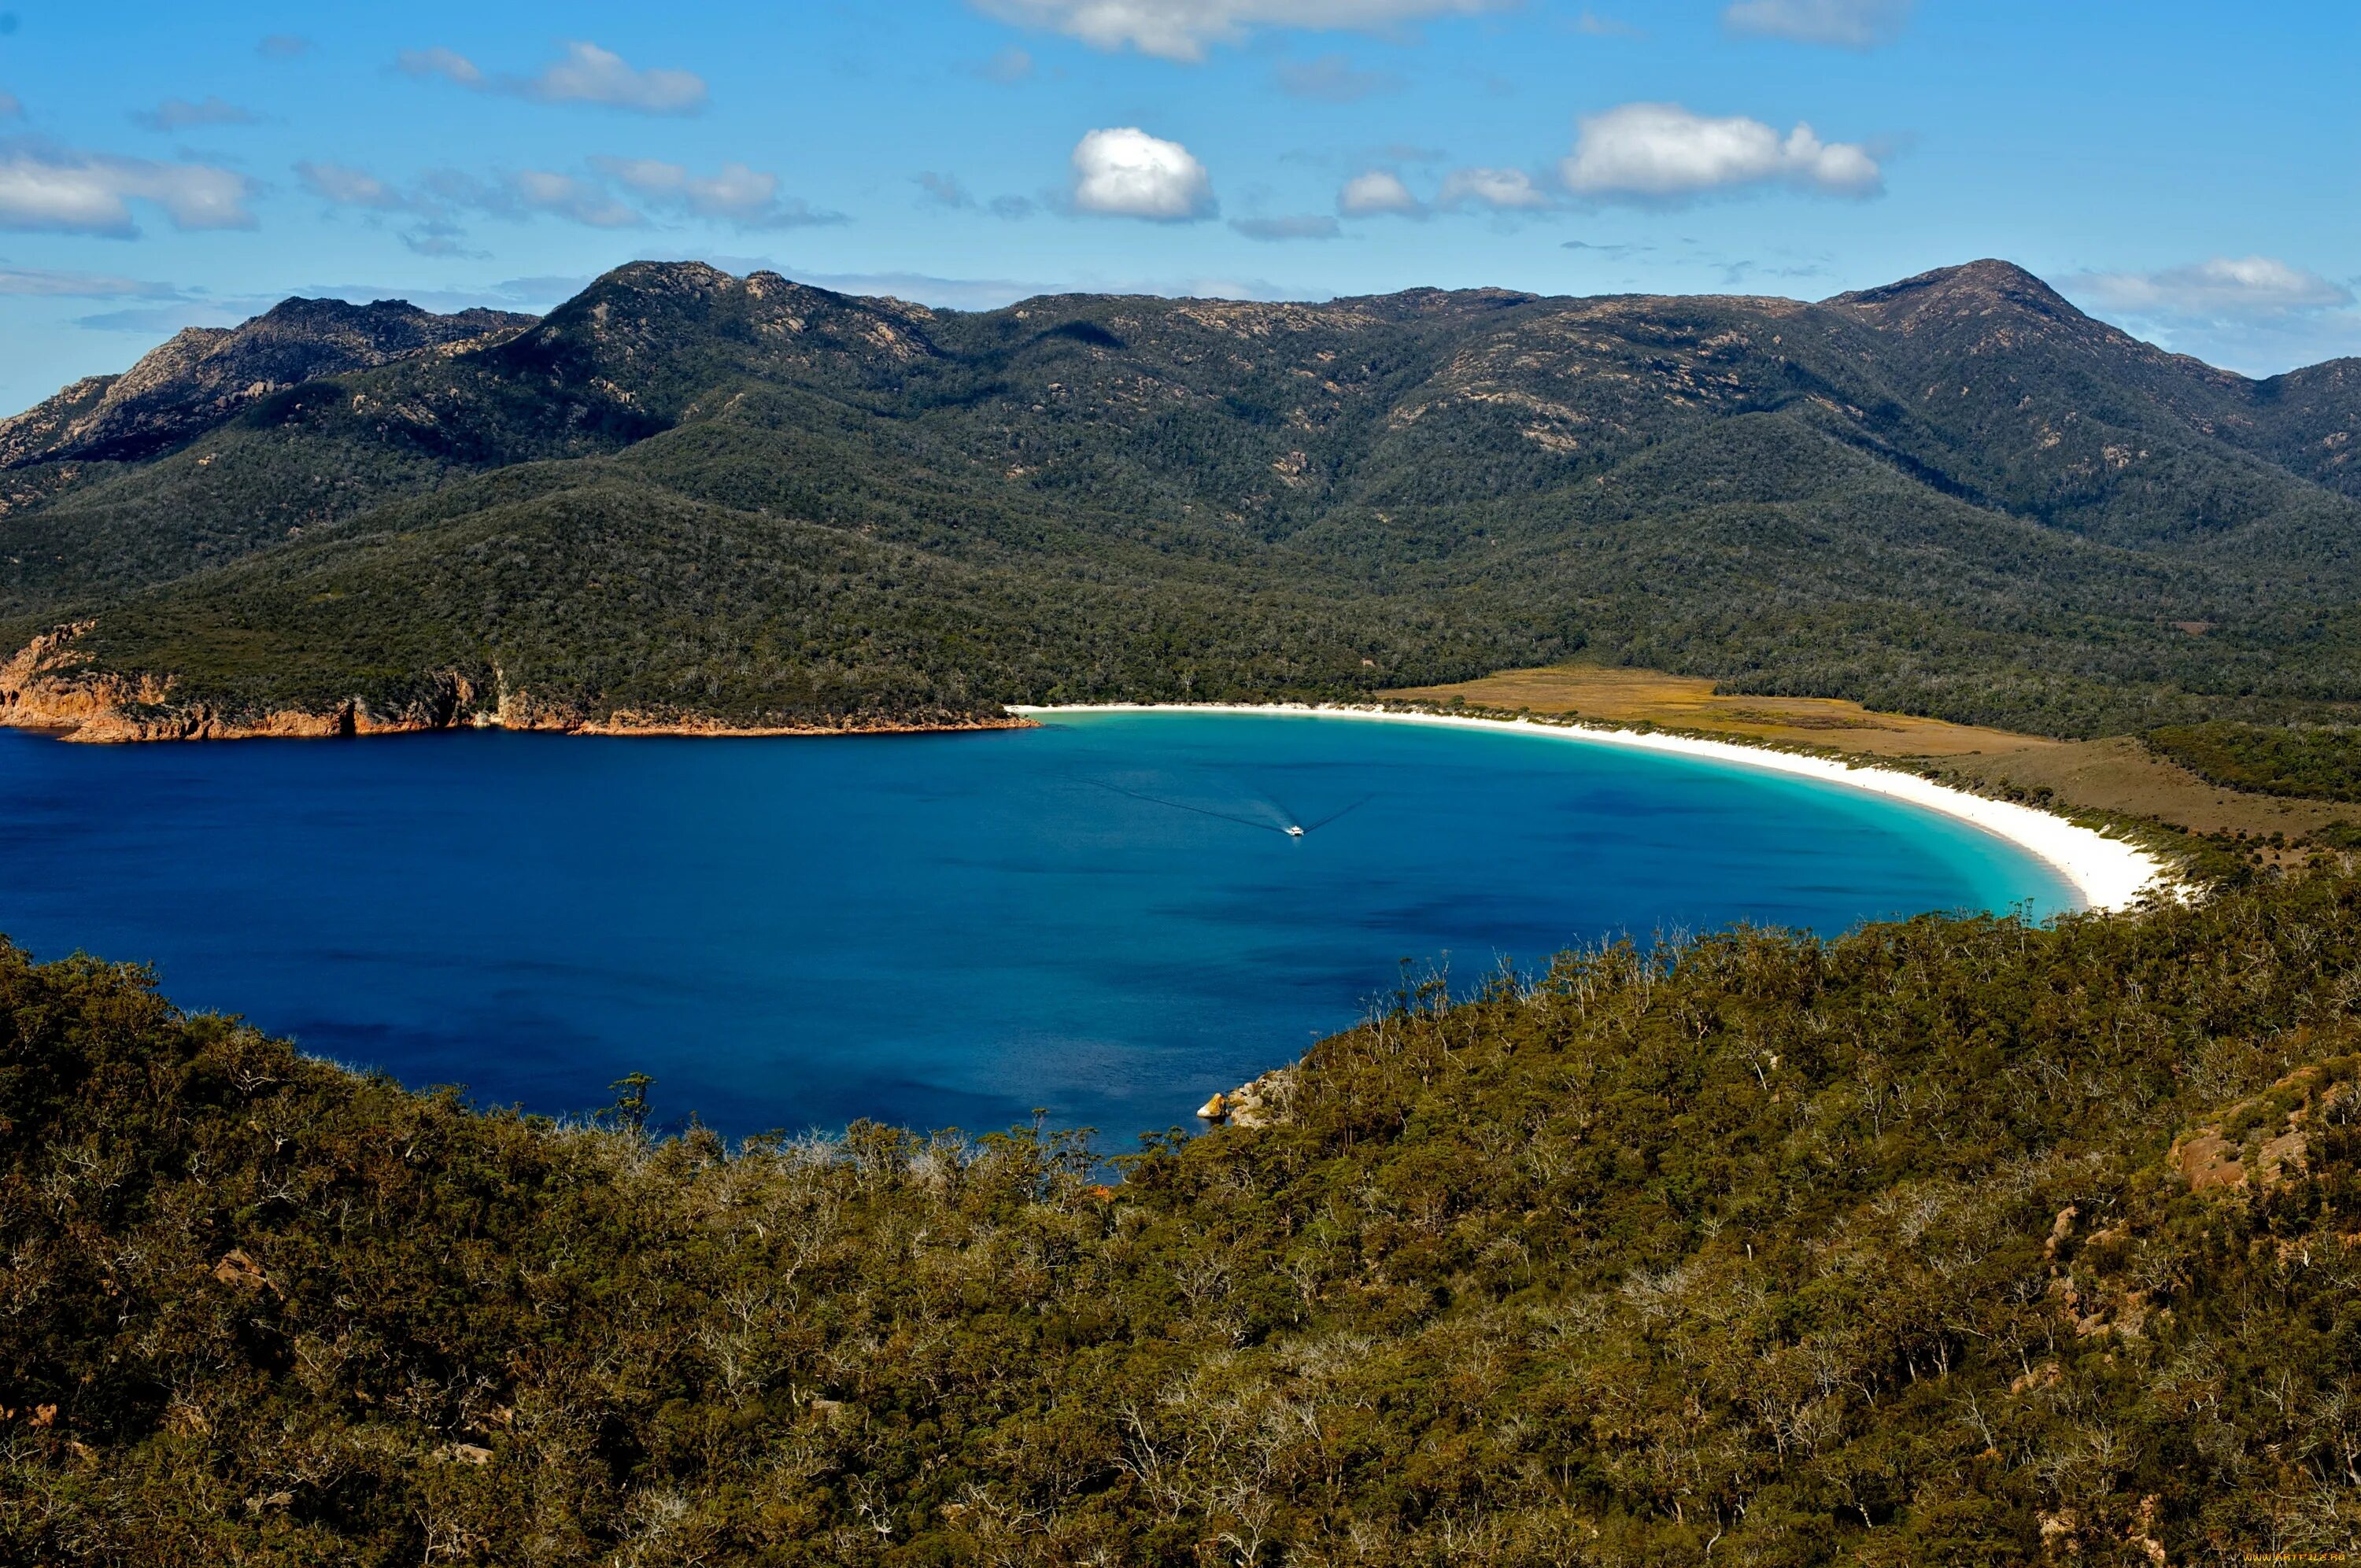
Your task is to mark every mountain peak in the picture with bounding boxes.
[535,261,854,334]
[258,294,428,322]
[495,262,947,409]
[1825,258,2080,321]
[584,259,740,297]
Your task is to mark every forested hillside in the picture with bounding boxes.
[7,259,2361,740]
[6,869,2359,1563]
[2149,720,2361,802]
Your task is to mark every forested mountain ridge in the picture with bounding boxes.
[6,257,2361,740]
[0,297,534,470]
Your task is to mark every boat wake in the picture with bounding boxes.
[1084,777,1370,839]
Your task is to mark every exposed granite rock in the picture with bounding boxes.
[1197,1067,1298,1129]
[2167,1058,2355,1192]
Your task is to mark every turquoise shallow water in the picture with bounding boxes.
[0,711,2076,1142]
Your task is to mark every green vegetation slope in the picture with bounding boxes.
[6,873,2359,1562]
[2149,720,2361,803]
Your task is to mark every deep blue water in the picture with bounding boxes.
[0,711,2075,1142]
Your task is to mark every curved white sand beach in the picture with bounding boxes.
[1012,703,2174,914]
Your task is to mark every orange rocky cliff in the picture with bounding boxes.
[0,622,485,742]
[0,623,1034,743]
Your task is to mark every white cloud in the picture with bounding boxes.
[1230,214,1340,240]
[1559,102,1881,201]
[0,91,20,120]
[1070,127,1215,220]
[510,170,645,227]
[1337,168,1421,216]
[0,146,256,235]
[295,160,460,253]
[1722,0,1910,47]
[2072,256,2353,319]
[1439,165,1550,210]
[296,160,408,209]
[590,157,843,228]
[257,35,314,61]
[974,0,1504,62]
[131,96,260,131]
[405,167,644,229]
[396,46,485,88]
[529,42,707,113]
[0,265,181,298]
[398,40,708,115]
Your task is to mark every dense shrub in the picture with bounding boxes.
[6,873,2361,1562]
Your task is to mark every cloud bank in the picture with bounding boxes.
[2073,256,2352,319]
[2066,256,2361,377]
[295,153,840,247]
[592,157,843,229]
[0,145,256,235]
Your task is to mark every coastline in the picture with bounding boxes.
[1012,701,2175,914]
[2,625,2172,911]
[0,705,1040,743]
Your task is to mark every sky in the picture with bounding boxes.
[0,0,2356,413]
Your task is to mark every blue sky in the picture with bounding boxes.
[1,0,2355,411]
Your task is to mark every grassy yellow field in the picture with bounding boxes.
[1384,663,2349,846]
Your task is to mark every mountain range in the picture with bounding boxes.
[5,258,2359,741]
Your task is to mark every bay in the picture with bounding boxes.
[0,711,2076,1142]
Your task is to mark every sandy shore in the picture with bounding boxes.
[1012,703,2174,913]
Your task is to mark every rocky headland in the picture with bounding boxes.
[0,622,1030,743]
